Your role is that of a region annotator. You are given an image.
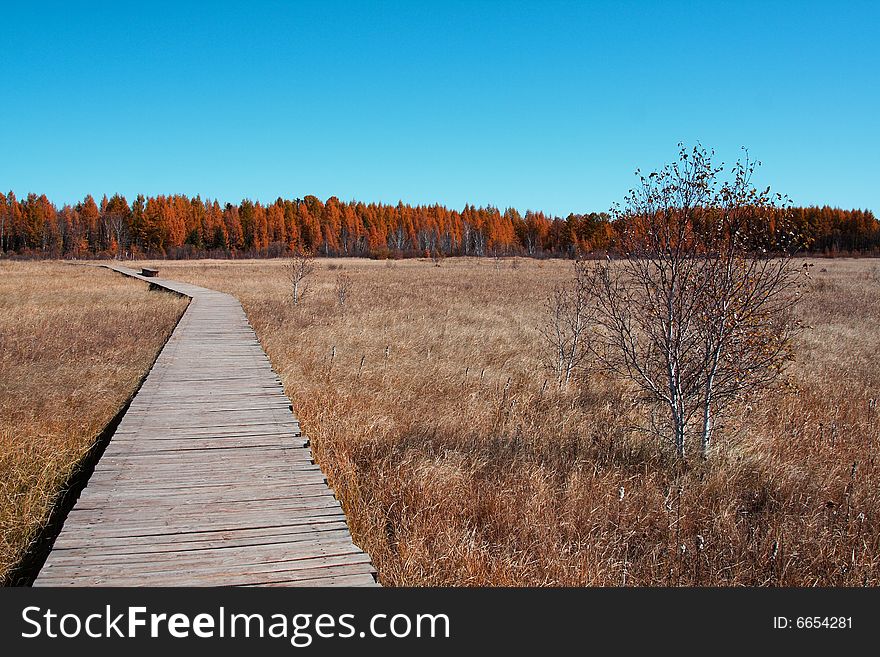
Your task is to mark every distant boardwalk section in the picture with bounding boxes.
[34,265,377,586]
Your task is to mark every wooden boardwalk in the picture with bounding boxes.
[34,265,377,586]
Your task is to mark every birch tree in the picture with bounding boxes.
[591,145,803,457]
[690,154,802,453]
[285,249,315,305]
[541,259,597,387]
[101,194,130,258]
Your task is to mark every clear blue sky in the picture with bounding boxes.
[1,1,877,216]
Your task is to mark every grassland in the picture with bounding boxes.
[129,256,879,586]
[4,257,877,586]
[0,262,187,583]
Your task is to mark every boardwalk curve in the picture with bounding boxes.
[34,265,377,586]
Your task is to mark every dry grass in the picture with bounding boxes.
[130,257,880,585]
[0,262,187,583]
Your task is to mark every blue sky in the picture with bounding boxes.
[1,1,877,215]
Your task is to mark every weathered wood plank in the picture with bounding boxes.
[41,535,365,569]
[33,265,377,587]
[52,522,352,553]
[38,551,375,586]
[51,518,350,546]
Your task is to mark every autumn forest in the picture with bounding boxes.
[0,191,877,259]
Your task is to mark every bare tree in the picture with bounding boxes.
[285,249,316,305]
[540,259,597,387]
[690,157,803,453]
[591,145,804,457]
[335,271,352,309]
[100,195,130,258]
[102,213,127,259]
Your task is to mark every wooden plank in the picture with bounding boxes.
[81,484,330,497]
[33,265,377,588]
[38,550,373,580]
[258,571,379,587]
[51,517,351,545]
[42,535,365,569]
[83,470,322,488]
[81,474,325,492]
[52,523,353,554]
[52,522,352,551]
[67,497,343,521]
[39,558,378,587]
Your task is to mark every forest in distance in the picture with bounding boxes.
[0,190,878,260]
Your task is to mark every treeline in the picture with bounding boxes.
[0,191,877,259]
[788,205,880,254]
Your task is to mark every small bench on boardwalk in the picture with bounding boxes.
[34,265,377,587]
[140,267,159,277]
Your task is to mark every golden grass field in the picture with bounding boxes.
[0,262,187,583]
[2,257,878,586]
[122,256,880,586]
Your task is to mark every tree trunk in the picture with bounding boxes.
[700,404,712,457]
[701,359,719,457]
[674,413,686,458]
[563,351,574,386]
[669,398,686,457]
